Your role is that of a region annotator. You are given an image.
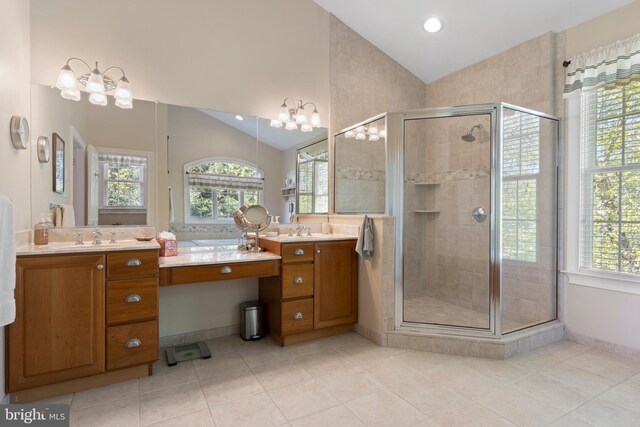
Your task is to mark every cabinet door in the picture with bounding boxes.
[313,241,358,329]
[9,254,106,391]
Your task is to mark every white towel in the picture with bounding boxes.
[168,187,175,223]
[61,204,75,227]
[355,215,374,260]
[54,207,63,227]
[0,196,16,326]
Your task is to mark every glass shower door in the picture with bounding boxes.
[402,113,492,329]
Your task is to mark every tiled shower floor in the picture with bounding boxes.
[404,295,526,331]
[31,333,640,426]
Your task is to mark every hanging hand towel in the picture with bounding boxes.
[168,187,175,223]
[61,204,76,227]
[355,215,374,259]
[0,196,16,326]
[54,206,63,227]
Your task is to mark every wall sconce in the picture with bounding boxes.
[56,57,133,109]
[344,125,386,141]
[269,98,321,132]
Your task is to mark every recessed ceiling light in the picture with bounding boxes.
[423,17,443,33]
[235,115,243,121]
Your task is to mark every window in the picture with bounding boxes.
[185,159,263,223]
[297,139,328,214]
[502,110,540,262]
[100,154,147,208]
[581,81,640,274]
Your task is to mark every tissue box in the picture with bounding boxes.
[157,238,178,257]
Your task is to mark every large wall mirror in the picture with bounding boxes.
[334,115,386,214]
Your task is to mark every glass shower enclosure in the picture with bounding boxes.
[336,103,559,339]
[395,103,559,337]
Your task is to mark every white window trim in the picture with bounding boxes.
[563,93,640,294]
[97,147,154,219]
[183,157,263,225]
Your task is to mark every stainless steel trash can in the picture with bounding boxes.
[239,301,265,341]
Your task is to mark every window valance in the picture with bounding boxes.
[564,33,640,96]
[187,172,264,191]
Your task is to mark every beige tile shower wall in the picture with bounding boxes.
[425,32,560,327]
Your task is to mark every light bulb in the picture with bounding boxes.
[301,123,313,133]
[368,126,378,135]
[345,130,355,139]
[278,103,290,122]
[114,76,132,99]
[423,17,444,33]
[310,109,321,127]
[56,65,77,89]
[355,132,366,140]
[285,121,297,131]
[369,134,380,142]
[295,106,307,124]
[61,87,81,101]
[379,128,387,138]
[86,66,106,95]
[270,119,283,128]
[89,92,108,106]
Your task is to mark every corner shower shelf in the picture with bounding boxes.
[414,210,440,214]
[281,187,296,198]
[414,182,440,186]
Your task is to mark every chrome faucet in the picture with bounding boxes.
[75,232,84,245]
[306,226,312,237]
[110,231,118,244]
[296,224,303,237]
[92,228,102,245]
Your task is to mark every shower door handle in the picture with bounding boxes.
[472,207,487,223]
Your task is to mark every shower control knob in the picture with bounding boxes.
[472,207,487,223]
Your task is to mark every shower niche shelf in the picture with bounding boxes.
[414,210,440,214]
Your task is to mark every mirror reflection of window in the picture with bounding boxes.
[185,159,263,223]
[296,139,328,214]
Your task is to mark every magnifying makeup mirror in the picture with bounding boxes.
[233,204,271,252]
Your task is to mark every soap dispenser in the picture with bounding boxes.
[273,216,280,235]
[34,216,49,245]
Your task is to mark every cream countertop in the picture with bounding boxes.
[159,250,280,268]
[16,239,161,256]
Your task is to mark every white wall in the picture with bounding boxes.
[0,0,30,400]
[562,1,640,352]
[30,0,330,124]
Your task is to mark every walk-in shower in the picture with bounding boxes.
[335,103,559,345]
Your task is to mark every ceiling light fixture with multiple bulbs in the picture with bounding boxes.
[344,125,386,141]
[56,57,133,109]
[270,98,321,132]
[423,16,444,33]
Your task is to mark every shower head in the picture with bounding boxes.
[461,124,482,142]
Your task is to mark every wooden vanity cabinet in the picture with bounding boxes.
[7,249,159,403]
[259,239,358,346]
[8,254,106,393]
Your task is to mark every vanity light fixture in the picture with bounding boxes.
[56,57,133,109]
[345,125,385,142]
[269,98,321,132]
[423,17,444,33]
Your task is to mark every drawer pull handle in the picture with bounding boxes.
[294,248,305,256]
[125,339,141,348]
[97,264,104,270]
[293,312,304,320]
[125,294,142,303]
[220,266,232,274]
[126,258,142,267]
[294,276,304,284]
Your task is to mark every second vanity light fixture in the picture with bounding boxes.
[270,98,321,132]
[345,125,386,141]
[56,57,133,109]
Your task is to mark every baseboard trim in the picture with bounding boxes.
[565,329,640,359]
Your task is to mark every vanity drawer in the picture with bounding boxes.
[107,250,159,279]
[107,277,158,325]
[281,298,313,336]
[281,243,314,264]
[165,260,279,285]
[106,320,158,370]
[281,264,314,299]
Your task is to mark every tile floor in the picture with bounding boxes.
[34,332,640,427]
